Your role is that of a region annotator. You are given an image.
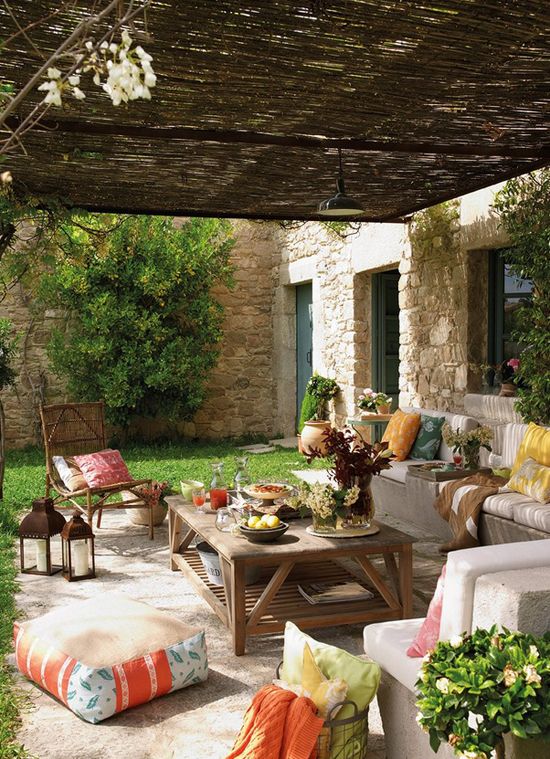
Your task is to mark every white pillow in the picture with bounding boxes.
[53,455,74,489]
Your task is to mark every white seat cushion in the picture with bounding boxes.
[440,539,550,640]
[380,460,415,485]
[501,423,529,468]
[512,501,550,533]
[363,619,424,691]
[481,489,532,521]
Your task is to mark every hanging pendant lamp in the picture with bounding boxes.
[317,147,364,217]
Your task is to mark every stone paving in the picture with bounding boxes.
[12,506,444,759]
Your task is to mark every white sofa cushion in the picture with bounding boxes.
[501,423,529,468]
[440,539,550,640]
[403,408,478,462]
[481,489,533,521]
[363,619,424,691]
[512,502,550,533]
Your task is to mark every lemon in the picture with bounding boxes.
[247,516,261,528]
[254,522,266,530]
[266,515,281,528]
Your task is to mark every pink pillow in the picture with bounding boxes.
[407,565,446,657]
[73,449,132,489]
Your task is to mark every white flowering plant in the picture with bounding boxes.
[442,424,493,469]
[37,30,156,108]
[283,481,360,521]
[416,626,550,759]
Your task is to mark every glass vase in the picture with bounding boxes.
[312,512,338,534]
[463,447,480,470]
[342,475,374,529]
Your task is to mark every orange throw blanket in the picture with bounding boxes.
[226,684,325,759]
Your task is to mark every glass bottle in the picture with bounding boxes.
[210,462,228,510]
[234,456,251,495]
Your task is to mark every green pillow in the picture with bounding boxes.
[410,414,445,460]
[280,622,380,758]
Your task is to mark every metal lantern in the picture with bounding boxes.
[19,497,66,576]
[61,511,96,582]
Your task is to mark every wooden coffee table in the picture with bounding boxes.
[167,496,415,655]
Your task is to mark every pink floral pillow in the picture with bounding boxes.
[73,449,132,489]
[407,564,446,657]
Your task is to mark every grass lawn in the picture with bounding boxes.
[0,439,324,757]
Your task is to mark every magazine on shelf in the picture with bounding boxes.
[297,581,374,605]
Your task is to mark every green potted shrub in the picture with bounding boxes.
[416,626,550,759]
[298,373,339,455]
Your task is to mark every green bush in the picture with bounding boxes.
[298,373,339,431]
[493,171,550,424]
[40,214,234,426]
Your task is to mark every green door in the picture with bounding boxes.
[296,283,313,429]
[372,270,400,407]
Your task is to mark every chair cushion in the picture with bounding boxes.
[511,423,550,476]
[53,455,87,492]
[73,449,132,488]
[501,423,529,468]
[382,410,421,461]
[407,565,446,657]
[409,415,445,461]
[363,619,425,691]
[481,489,531,521]
[439,539,550,641]
[512,501,550,533]
[508,457,550,504]
[14,593,207,723]
[380,460,416,484]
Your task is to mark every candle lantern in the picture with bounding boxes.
[19,498,66,575]
[61,511,96,581]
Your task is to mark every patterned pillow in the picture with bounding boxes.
[511,423,550,476]
[14,593,207,724]
[508,457,550,504]
[73,449,132,488]
[407,565,446,657]
[410,415,445,461]
[382,409,421,461]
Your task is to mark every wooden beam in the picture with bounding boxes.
[12,117,550,160]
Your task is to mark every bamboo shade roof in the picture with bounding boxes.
[1,1,549,221]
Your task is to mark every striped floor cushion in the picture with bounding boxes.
[14,592,207,723]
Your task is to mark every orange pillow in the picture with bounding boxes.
[382,409,421,461]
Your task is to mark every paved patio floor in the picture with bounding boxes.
[12,505,444,759]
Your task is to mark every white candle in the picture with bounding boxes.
[35,539,48,573]
[73,540,89,577]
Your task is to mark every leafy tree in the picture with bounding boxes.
[493,171,550,424]
[40,214,234,427]
[0,318,18,498]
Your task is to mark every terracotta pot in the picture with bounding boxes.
[499,382,517,397]
[377,404,391,415]
[300,420,331,455]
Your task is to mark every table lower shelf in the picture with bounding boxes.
[172,548,403,636]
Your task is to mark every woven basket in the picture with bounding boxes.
[123,491,168,526]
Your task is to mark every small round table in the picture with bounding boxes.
[346,414,393,444]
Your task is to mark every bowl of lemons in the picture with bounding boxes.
[238,514,289,543]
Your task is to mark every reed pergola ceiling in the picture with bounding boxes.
[1,1,549,221]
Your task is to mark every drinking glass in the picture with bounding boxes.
[192,487,206,510]
[453,453,463,468]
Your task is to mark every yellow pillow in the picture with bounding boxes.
[511,423,550,476]
[302,644,348,759]
[508,457,550,504]
[382,409,421,461]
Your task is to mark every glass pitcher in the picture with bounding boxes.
[234,456,251,495]
[210,462,228,510]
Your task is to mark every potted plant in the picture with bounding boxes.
[499,358,521,397]
[298,373,339,455]
[287,426,392,532]
[416,626,550,759]
[357,388,393,416]
[442,424,493,470]
[127,480,173,526]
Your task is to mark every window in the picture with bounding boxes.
[488,250,533,364]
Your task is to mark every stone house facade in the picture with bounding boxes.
[2,182,519,448]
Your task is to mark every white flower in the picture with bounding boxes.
[72,87,86,100]
[68,74,80,86]
[435,677,450,694]
[524,664,541,685]
[450,635,463,648]
[135,45,152,62]
[85,40,94,51]
[0,171,13,184]
[100,41,109,50]
[144,71,157,88]
[343,485,360,508]
[529,645,540,659]
[47,67,61,79]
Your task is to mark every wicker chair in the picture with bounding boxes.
[40,402,155,539]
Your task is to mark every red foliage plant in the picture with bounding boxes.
[306,427,393,489]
